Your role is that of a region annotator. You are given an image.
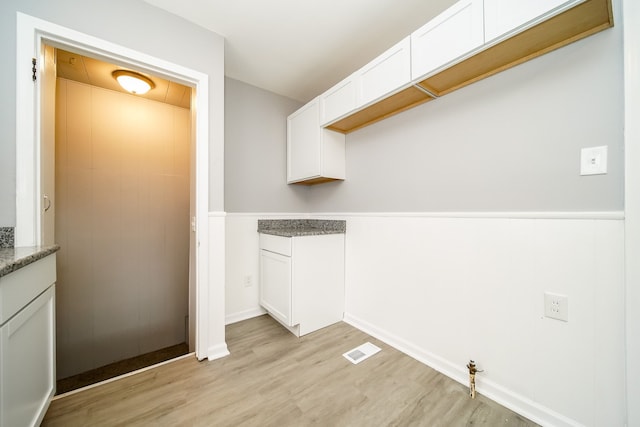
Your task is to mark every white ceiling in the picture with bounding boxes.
[56,49,192,108]
[142,0,457,103]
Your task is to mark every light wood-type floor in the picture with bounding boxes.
[43,315,538,426]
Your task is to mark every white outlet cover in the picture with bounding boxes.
[544,292,569,322]
[580,145,608,176]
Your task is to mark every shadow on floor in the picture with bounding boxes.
[56,343,190,395]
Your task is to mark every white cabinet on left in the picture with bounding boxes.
[287,97,345,185]
[0,253,56,427]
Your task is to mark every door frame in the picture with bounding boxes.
[15,12,212,360]
[623,0,640,424]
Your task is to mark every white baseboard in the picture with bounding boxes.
[343,313,583,427]
[225,307,266,325]
[207,343,230,361]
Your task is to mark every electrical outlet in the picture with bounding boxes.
[580,146,607,175]
[544,292,568,322]
[243,275,253,287]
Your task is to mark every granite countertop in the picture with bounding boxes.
[258,219,346,237]
[0,245,60,278]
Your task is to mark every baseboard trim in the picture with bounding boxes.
[207,343,230,361]
[343,313,583,427]
[225,308,266,325]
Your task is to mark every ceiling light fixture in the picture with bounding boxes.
[112,70,155,95]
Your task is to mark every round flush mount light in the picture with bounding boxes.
[112,70,155,95]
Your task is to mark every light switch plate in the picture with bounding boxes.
[580,146,608,175]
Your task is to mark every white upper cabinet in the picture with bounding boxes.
[287,97,345,185]
[411,0,485,81]
[484,0,582,43]
[357,36,412,107]
[320,74,357,126]
[310,0,610,137]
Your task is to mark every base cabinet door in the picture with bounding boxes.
[0,285,56,427]
[259,249,293,326]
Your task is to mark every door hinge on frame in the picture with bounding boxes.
[32,58,37,82]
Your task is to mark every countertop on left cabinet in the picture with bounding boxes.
[0,245,60,277]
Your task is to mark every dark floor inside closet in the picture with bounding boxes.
[56,343,189,395]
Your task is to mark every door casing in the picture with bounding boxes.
[15,12,214,361]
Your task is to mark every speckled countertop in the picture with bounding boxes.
[258,219,346,237]
[0,245,60,278]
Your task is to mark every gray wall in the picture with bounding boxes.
[307,15,624,213]
[225,78,307,212]
[0,0,225,226]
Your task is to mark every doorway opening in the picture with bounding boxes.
[15,12,220,395]
[45,46,192,394]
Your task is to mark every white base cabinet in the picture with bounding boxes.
[0,254,57,427]
[259,233,345,336]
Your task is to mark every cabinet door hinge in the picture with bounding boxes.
[32,58,37,82]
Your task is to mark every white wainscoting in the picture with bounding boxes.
[224,212,625,427]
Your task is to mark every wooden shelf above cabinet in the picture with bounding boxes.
[323,0,612,135]
[325,86,434,134]
[290,176,344,186]
[417,0,613,96]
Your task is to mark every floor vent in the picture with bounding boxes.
[343,342,381,365]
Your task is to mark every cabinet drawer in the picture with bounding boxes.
[0,254,56,325]
[259,233,292,256]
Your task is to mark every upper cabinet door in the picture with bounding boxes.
[320,74,357,126]
[287,99,321,183]
[357,36,412,107]
[411,0,484,81]
[484,0,581,42]
[287,97,345,184]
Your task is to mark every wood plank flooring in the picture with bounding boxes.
[43,315,538,426]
